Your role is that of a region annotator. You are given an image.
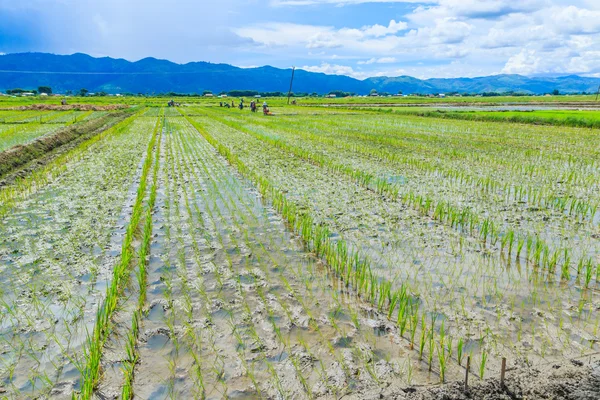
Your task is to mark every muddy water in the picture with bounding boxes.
[190,112,600,379]
[128,116,444,399]
[0,116,157,397]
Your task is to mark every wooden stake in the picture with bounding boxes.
[464,355,470,391]
[500,357,507,388]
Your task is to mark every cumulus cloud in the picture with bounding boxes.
[550,5,600,34]
[501,49,541,74]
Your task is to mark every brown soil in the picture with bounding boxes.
[0,104,129,111]
[347,357,600,399]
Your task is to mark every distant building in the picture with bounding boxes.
[439,94,446,98]
[40,93,48,97]
[21,92,35,96]
[254,95,261,98]
[204,93,214,97]
[328,94,336,98]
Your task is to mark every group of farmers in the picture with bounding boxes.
[219,99,271,115]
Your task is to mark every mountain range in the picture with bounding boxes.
[1,52,599,95]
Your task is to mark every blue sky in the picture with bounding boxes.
[1,0,600,79]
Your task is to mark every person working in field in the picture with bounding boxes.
[262,101,273,115]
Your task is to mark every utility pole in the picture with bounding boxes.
[287,66,296,105]
[595,85,600,101]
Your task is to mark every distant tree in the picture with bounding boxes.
[65,90,73,96]
[552,89,560,95]
[38,86,52,95]
[6,88,26,95]
[228,90,259,97]
[310,92,319,97]
[78,88,89,97]
[202,90,213,95]
[397,90,403,95]
[260,91,284,97]
[369,89,378,95]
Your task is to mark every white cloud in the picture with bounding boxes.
[405,17,473,45]
[358,56,397,64]
[235,23,331,48]
[550,5,600,34]
[300,63,369,78]
[361,20,408,37]
[501,49,541,74]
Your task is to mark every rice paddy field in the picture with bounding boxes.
[0,102,599,399]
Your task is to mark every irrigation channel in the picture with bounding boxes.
[0,106,599,399]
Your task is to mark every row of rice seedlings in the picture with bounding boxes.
[165,146,212,396]
[168,124,230,397]
[161,133,186,398]
[173,119,322,395]
[121,114,163,398]
[174,117,354,394]
[79,115,161,399]
[183,115,481,384]
[166,119,261,395]
[205,113,597,281]
[162,117,209,397]
[0,109,144,216]
[181,130,328,395]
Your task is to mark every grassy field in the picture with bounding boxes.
[347,108,600,129]
[0,101,599,398]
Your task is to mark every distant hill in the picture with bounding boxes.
[1,52,599,95]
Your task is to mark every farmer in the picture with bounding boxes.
[262,101,268,112]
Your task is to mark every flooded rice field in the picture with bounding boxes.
[0,106,599,399]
